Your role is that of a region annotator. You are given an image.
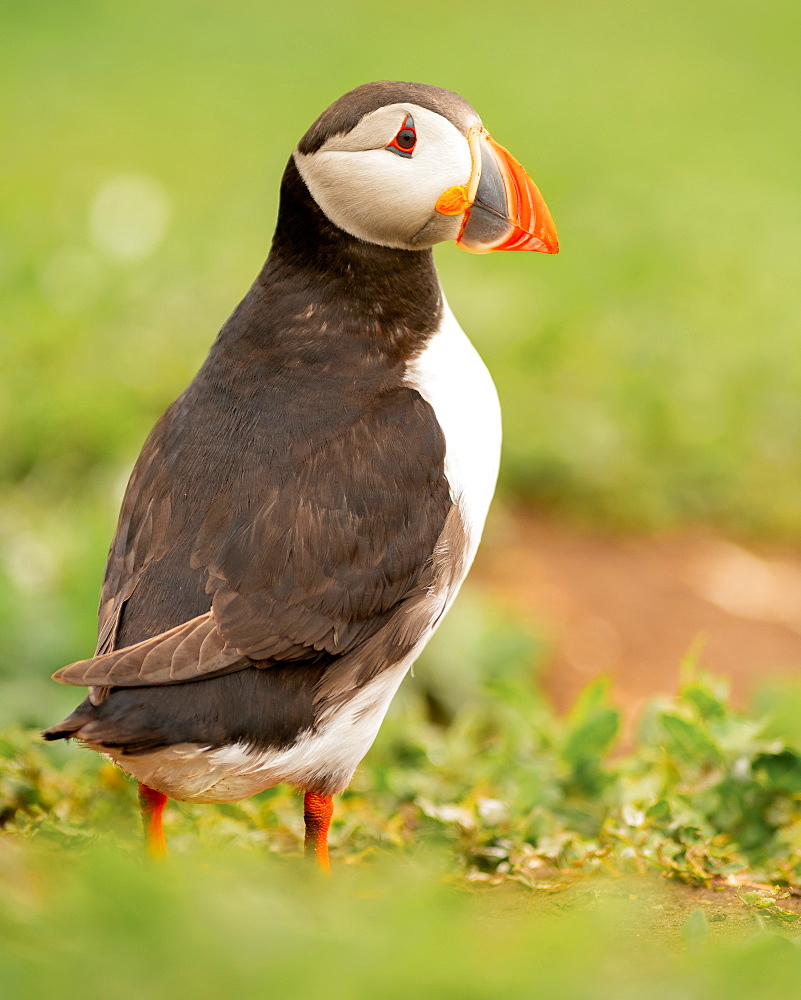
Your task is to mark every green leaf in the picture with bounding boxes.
[683,682,727,721]
[753,750,801,793]
[562,680,621,769]
[682,908,709,950]
[645,799,672,824]
[737,889,801,924]
[659,712,722,764]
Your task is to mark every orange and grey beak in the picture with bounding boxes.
[437,131,559,255]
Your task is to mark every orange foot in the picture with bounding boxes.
[303,791,334,873]
[138,782,168,857]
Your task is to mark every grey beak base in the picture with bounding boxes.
[458,137,512,251]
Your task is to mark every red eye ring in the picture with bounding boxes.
[386,114,416,158]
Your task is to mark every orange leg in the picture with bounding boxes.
[138,783,168,857]
[303,791,334,872]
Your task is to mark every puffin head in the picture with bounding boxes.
[293,81,559,255]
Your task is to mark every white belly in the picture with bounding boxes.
[404,294,502,570]
[100,657,412,802]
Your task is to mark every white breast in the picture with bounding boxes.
[404,294,502,570]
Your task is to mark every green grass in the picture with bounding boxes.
[6,606,801,996]
[7,848,801,1000]
[7,849,801,1000]
[8,603,801,889]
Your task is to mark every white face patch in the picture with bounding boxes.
[294,103,476,250]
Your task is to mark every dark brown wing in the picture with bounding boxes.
[197,388,450,660]
[94,445,175,657]
[55,372,452,688]
[54,613,242,687]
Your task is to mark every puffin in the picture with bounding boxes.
[44,81,558,869]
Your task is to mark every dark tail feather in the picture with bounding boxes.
[42,704,96,742]
[42,695,171,753]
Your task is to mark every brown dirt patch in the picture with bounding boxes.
[475,510,801,723]
[473,870,801,946]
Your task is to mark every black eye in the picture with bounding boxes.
[385,114,417,158]
[395,128,415,149]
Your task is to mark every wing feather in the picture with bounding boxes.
[54,613,245,687]
[57,361,452,689]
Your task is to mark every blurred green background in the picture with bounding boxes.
[3,1,801,994]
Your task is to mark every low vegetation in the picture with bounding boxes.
[4,604,801,995]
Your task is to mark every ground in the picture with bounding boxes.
[477,510,801,724]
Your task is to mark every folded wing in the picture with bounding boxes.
[54,380,452,689]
